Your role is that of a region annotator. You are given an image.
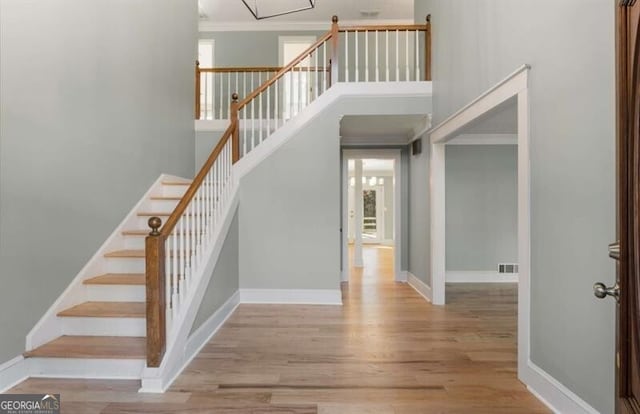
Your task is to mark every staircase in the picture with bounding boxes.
[25,178,192,379]
[17,15,432,391]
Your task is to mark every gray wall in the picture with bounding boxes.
[408,134,430,285]
[240,95,428,290]
[190,209,239,334]
[195,130,226,173]
[0,0,197,365]
[416,0,616,412]
[445,145,517,271]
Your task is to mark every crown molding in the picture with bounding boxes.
[199,18,414,32]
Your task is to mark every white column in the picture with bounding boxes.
[354,159,364,267]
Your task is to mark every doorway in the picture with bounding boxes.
[429,65,531,382]
[279,36,315,119]
[342,150,402,283]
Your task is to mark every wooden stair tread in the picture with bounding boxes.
[24,336,146,359]
[104,249,146,258]
[57,302,145,318]
[162,180,191,186]
[84,273,145,285]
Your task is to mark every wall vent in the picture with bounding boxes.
[498,263,519,274]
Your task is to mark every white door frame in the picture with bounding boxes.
[429,65,531,383]
[342,149,402,282]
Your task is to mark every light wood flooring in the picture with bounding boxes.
[7,245,549,413]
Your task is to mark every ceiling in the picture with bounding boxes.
[340,114,428,145]
[199,0,414,24]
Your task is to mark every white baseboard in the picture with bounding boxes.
[0,356,31,393]
[524,361,600,414]
[407,272,432,303]
[446,270,518,283]
[397,270,408,282]
[239,289,342,305]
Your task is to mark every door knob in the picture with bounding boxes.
[593,282,619,302]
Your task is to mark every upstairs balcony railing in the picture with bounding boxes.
[145,15,431,369]
[195,15,432,121]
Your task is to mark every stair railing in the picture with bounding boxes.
[147,14,431,368]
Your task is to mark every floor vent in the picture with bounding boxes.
[498,263,519,274]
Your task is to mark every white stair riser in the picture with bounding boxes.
[30,358,145,379]
[86,285,145,302]
[124,236,146,250]
[150,199,180,211]
[105,258,145,273]
[162,185,188,198]
[60,317,146,336]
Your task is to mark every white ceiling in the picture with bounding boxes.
[340,114,428,145]
[199,0,414,24]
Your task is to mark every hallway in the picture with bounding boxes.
[8,245,549,413]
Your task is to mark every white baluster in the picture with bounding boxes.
[405,30,410,81]
[314,50,318,100]
[395,30,399,81]
[385,30,389,81]
[415,30,420,81]
[355,30,359,82]
[306,54,311,106]
[203,72,208,120]
[267,83,271,135]
[259,90,263,143]
[251,93,255,152]
[171,228,178,319]
[365,30,369,82]
[178,215,184,311]
[165,238,171,331]
[275,77,279,129]
[226,73,231,119]
[243,72,247,101]
[375,31,379,82]
[345,31,349,82]
[323,41,327,92]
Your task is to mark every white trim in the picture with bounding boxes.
[524,361,600,414]
[0,356,30,393]
[429,65,530,142]
[446,270,518,283]
[446,134,517,145]
[199,19,414,32]
[342,149,403,283]
[398,270,408,282]
[278,35,317,66]
[407,271,432,303]
[239,289,342,305]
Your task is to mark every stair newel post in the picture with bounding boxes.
[145,217,166,368]
[195,60,201,120]
[425,15,432,81]
[230,92,240,163]
[330,15,339,86]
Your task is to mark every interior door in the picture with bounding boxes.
[598,1,640,412]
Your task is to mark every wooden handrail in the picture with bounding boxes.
[339,24,427,32]
[238,30,333,109]
[199,66,330,73]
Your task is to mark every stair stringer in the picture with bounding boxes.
[25,174,185,352]
[139,185,239,392]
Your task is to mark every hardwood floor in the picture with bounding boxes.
[7,245,549,413]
